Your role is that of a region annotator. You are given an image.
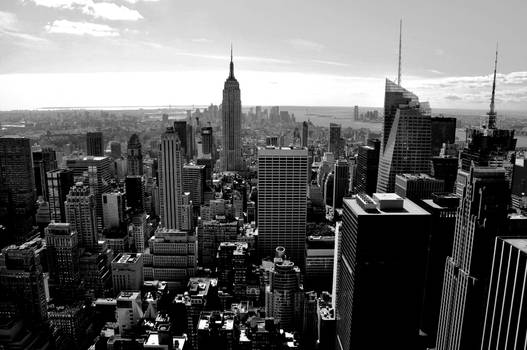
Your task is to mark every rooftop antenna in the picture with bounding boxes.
[397,19,402,86]
[229,43,235,79]
[487,43,498,129]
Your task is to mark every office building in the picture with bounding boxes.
[333,159,349,209]
[317,292,336,350]
[377,80,431,193]
[102,191,125,229]
[336,194,430,350]
[302,121,308,148]
[481,238,527,349]
[86,132,104,156]
[47,303,90,345]
[511,157,527,211]
[183,164,206,207]
[0,136,36,245]
[305,236,334,293]
[65,156,113,227]
[197,311,236,350]
[257,147,308,268]
[126,175,145,211]
[0,237,48,324]
[127,133,143,176]
[143,227,197,290]
[221,48,243,171]
[354,138,380,195]
[159,127,184,230]
[201,126,213,156]
[394,173,445,202]
[431,156,459,193]
[329,123,341,157]
[353,105,359,121]
[33,147,57,200]
[266,136,278,147]
[436,51,517,350]
[131,212,150,253]
[173,120,188,159]
[109,141,122,159]
[431,117,456,156]
[198,218,239,267]
[216,242,248,298]
[65,183,98,251]
[47,169,74,222]
[418,194,459,347]
[45,222,81,300]
[116,291,143,336]
[111,253,143,294]
[264,248,304,331]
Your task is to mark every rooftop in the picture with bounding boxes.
[113,253,142,265]
[503,238,527,253]
[346,194,430,216]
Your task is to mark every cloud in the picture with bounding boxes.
[311,59,350,67]
[83,2,143,21]
[444,95,461,100]
[0,11,48,42]
[288,38,324,51]
[427,69,443,75]
[191,38,212,43]
[122,0,160,3]
[172,51,292,64]
[434,48,445,56]
[0,11,18,32]
[27,0,143,21]
[45,19,119,36]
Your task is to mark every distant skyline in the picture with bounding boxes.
[0,0,526,110]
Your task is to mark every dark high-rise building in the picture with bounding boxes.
[86,131,104,156]
[257,147,308,268]
[329,123,341,157]
[201,127,213,155]
[419,194,459,347]
[221,48,243,171]
[336,194,430,350]
[353,105,359,121]
[377,80,431,193]
[186,123,194,160]
[127,133,143,176]
[333,159,349,209]
[125,175,145,211]
[33,147,57,200]
[431,156,459,193]
[109,141,122,159]
[302,121,309,148]
[511,157,527,211]
[183,164,206,207]
[0,136,36,245]
[437,51,518,350]
[45,222,81,301]
[394,173,445,202]
[173,120,188,157]
[481,237,527,349]
[0,237,48,324]
[354,138,380,195]
[431,117,456,156]
[266,136,278,147]
[47,169,74,223]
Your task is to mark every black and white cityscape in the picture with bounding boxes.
[1,1,527,349]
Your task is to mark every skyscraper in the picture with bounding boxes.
[47,168,74,222]
[45,222,81,300]
[377,80,431,193]
[65,183,98,251]
[353,105,359,121]
[86,131,104,156]
[257,147,308,268]
[109,141,122,159]
[182,164,206,207]
[302,121,308,148]
[0,136,36,245]
[201,126,213,155]
[125,175,145,211]
[127,133,143,176]
[332,159,349,209]
[66,156,113,227]
[329,123,341,157]
[436,50,517,350]
[173,120,188,160]
[33,147,57,200]
[336,194,430,350]
[159,126,184,230]
[221,47,243,171]
[354,138,380,195]
[431,117,456,156]
[102,191,125,229]
[481,238,527,349]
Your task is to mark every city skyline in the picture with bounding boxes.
[0,0,526,110]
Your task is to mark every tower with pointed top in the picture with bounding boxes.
[221,46,243,171]
[487,46,498,129]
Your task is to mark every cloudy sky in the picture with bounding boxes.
[0,0,526,110]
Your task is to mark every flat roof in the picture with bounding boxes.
[503,238,527,253]
[344,197,430,216]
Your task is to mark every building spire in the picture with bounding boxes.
[397,19,402,86]
[487,43,498,129]
[229,43,235,79]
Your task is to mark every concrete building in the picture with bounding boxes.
[127,133,143,176]
[394,173,445,202]
[131,212,150,253]
[197,311,236,350]
[65,183,98,251]
[32,147,57,200]
[116,291,143,336]
[47,169,74,223]
[329,123,341,157]
[305,236,334,293]
[111,253,143,294]
[183,164,206,207]
[102,191,125,229]
[198,218,239,267]
[257,147,308,268]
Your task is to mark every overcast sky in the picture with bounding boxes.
[0,0,526,110]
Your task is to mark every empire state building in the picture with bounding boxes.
[221,47,243,171]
